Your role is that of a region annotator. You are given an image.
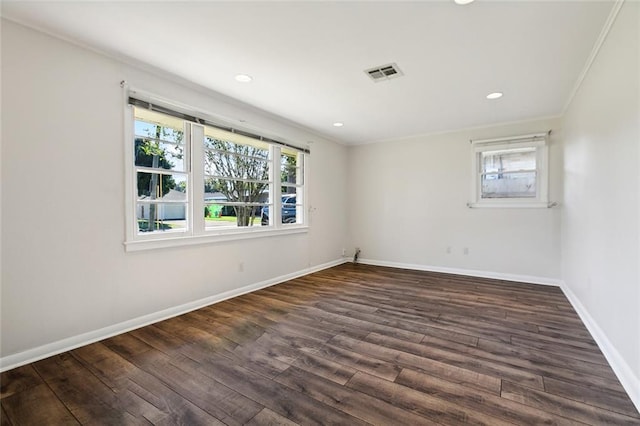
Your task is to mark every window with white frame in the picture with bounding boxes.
[469,133,550,208]
[125,95,308,251]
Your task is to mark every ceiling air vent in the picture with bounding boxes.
[364,63,403,82]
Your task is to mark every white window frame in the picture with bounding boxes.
[123,92,309,252]
[469,132,550,209]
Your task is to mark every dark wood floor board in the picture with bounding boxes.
[504,310,590,332]
[33,354,144,425]
[132,345,263,426]
[543,376,640,419]
[290,351,357,385]
[333,293,519,343]
[419,332,627,395]
[537,324,596,341]
[2,263,637,424]
[430,313,587,347]
[502,381,640,425]
[334,271,573,322]
[476,338,619,381]
[345,266,563,301]
[396,368,580,425]
[71,343,194,424]
[509,335,608,365]
[0,365,43,400]
[366,333,544,389]
[304,342,402,382]
[221,296,362,344]
[340,333,537,392]
[285,311,373,340]
[275,366,438,425]
[229,346,294,379]
[160,315,240,356]
[130,325,190,357]
[71,342,140,389]
[347,371,513,426]
[187,351,370,426]
[370,277,566,312]
[102,331,156,359]
[313,299,448,337]
[1,404,13,426]
[153,317,236,347]
[244,408,300,426]
[69,350,175,424]
[370,308,481,346]
[104,332,258,425]
[302,305,426,343]
[125,369,226,426]
[1,383,79,426]
[221,298,288,323]
[514,324,601,350]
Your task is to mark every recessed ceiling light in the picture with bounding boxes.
[333,122,344,127]
[235,74,253,83]
[486,92,503,100]
[454,0,475,5]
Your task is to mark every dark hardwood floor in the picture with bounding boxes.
[2,263,639,425]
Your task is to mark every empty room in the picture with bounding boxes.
[1,0,638,424]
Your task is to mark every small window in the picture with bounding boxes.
[469,133,549,208]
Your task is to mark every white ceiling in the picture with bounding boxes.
[1,1,615,145]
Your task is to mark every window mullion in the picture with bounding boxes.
[296,152,305,225]
[191,123,205,235]
[125,105,137,243]
[271,145,282,227]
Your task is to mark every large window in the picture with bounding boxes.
[125,96,308,250]
[469,133,549,208]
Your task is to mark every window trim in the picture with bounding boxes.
[123,91,309,251]
[468,132,550,209]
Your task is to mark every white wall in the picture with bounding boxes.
[561,1,639,404]
[0,20,348,363]
[347,117,562,282]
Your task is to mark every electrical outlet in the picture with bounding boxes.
[342,248,346,256]
[446,246,452,254]
[463,247,469,255]
[238,262,244,272]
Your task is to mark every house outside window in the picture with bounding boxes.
[124,94,309,251]
[469,133,550,208]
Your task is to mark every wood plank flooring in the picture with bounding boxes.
[2,263,639,425]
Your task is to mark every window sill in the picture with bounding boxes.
[124,225,309,252]
[467,201,557,209]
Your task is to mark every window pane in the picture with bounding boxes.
[203,177,268,228]
[281,195,300,224]
[205,204,266,228]
[137,172,187,200]
[134,108,185,171]
[135,138,185,172]
[481,171,537,198]
[281,152,300,185]
[203,137,269,179]
[134,108,184,143]
[137,203,187,234]
[204,153,269,180]
[481,148,536,174]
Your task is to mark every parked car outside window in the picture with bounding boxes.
[261,195,296,225]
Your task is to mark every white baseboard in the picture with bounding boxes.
[560,281,640,413]
[357,258,562,287]
[0,258,348,373]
